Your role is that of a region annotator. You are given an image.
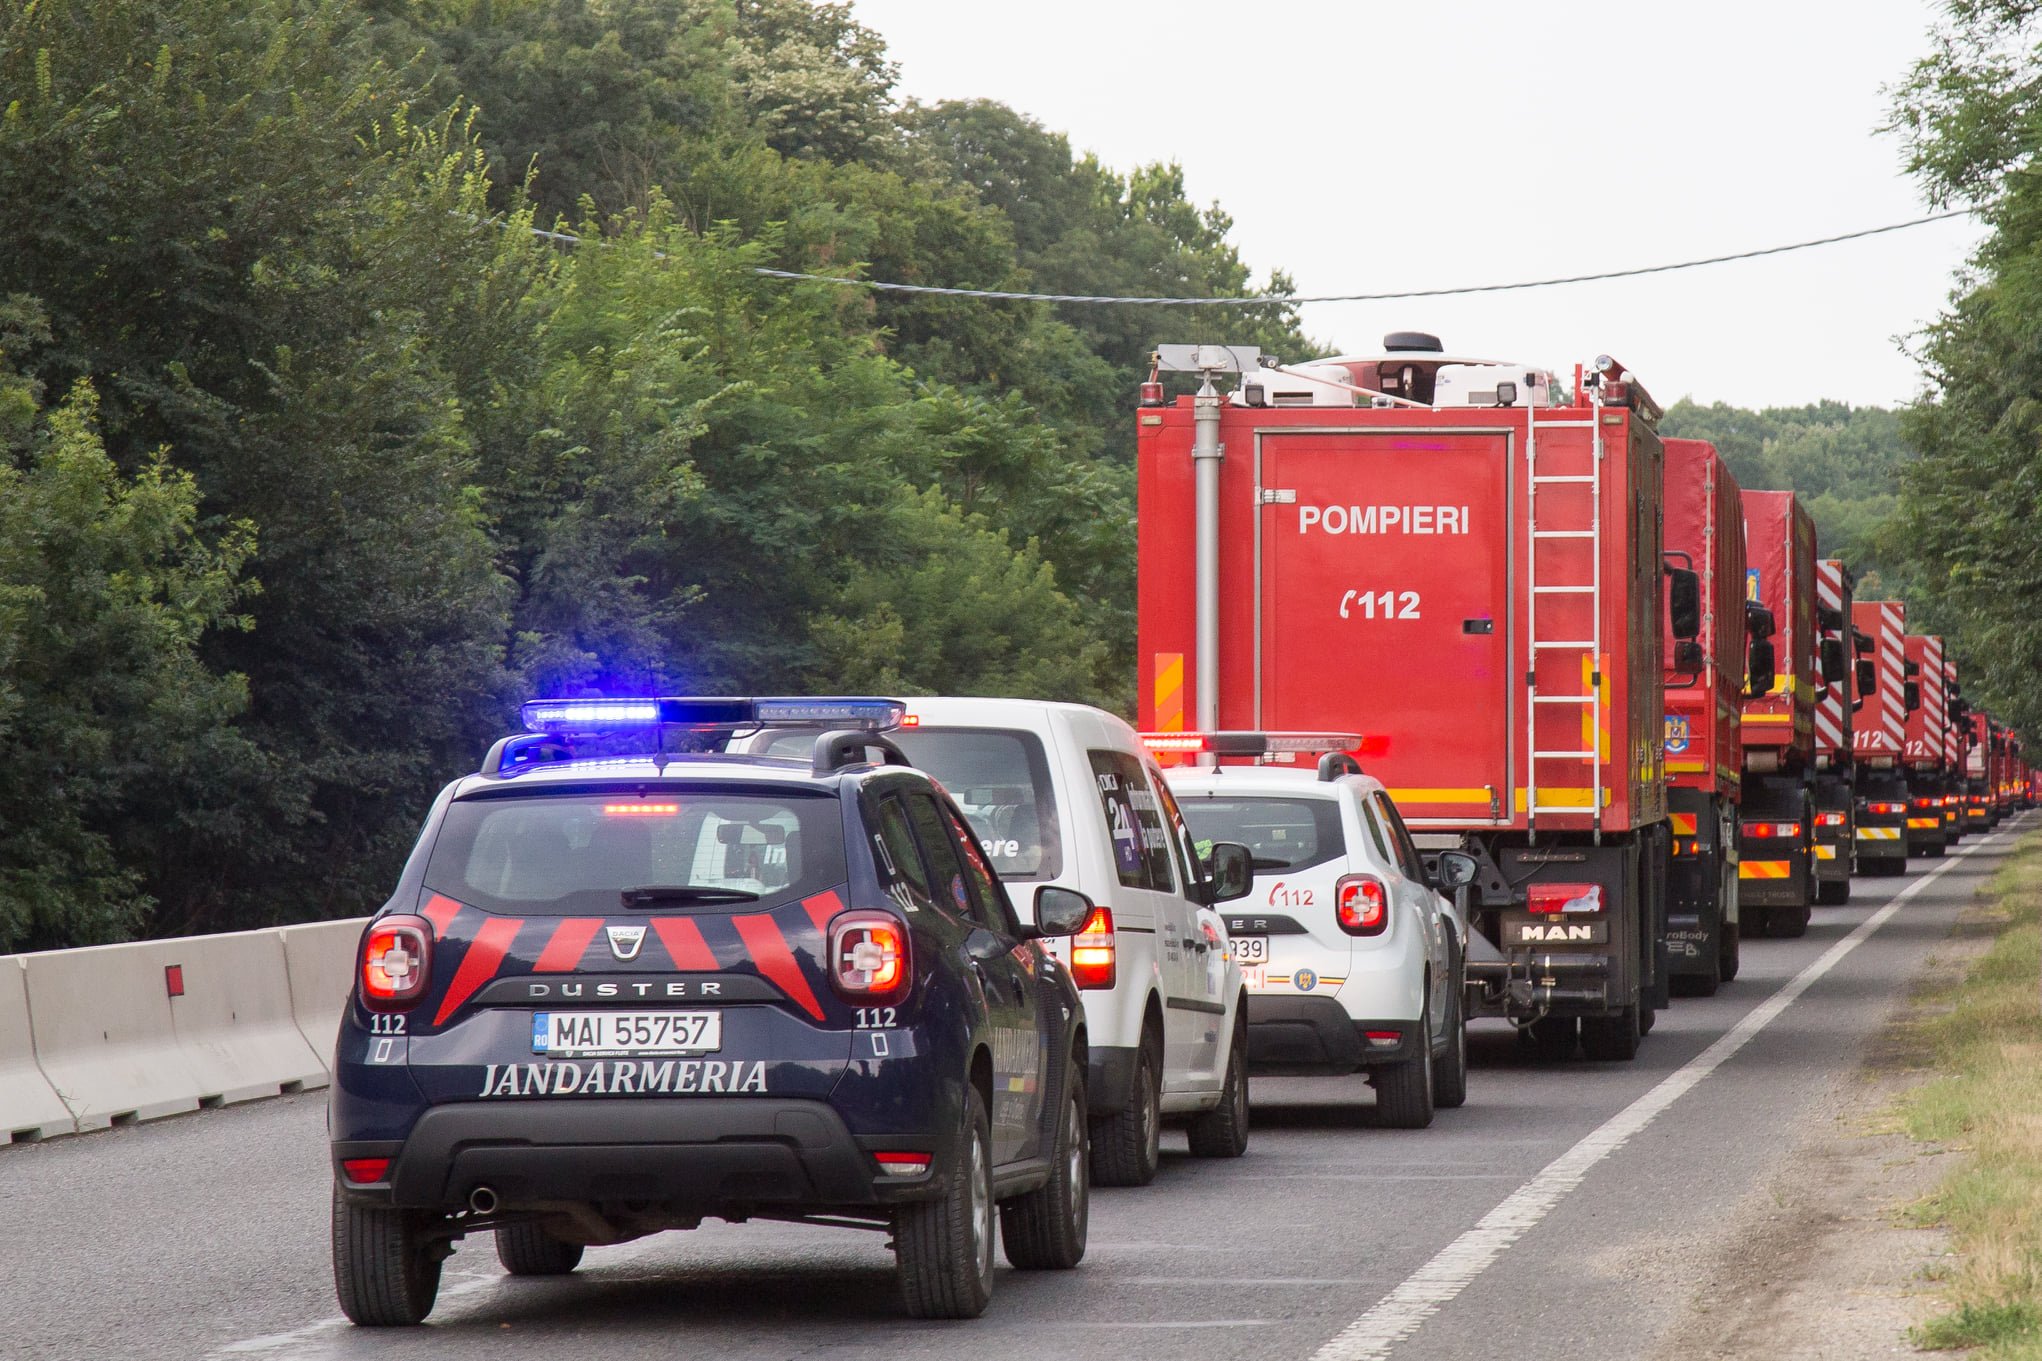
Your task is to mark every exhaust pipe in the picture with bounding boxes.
[468,1186,499,1215]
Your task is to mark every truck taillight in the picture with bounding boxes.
[828,911,909,1002]
[1814,812,1847,828]
[360,915,432,1011]
[1335,875,1388,936]
[1867,801,1906,815]
[1527,883,1604,914]
[1070,907,1115,989]
[1741,821,1801,839]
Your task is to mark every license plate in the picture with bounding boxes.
[534,1011,721,1056]
[1234,936,1270,966]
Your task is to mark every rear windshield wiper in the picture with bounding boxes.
[1250,856,1292,871]
[619,885,761,909]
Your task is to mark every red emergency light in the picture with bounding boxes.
[1139,731,1365,758]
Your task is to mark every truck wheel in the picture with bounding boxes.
[1771,902,1811,938]
[1581,1005,1642,1061]
[1001,1068,1088,1269]
[1373,1004,1435,1129]
[1638,1004,1656,1036]
[1091,1030,1162,1187]
[495,1222,583,1276]
[897,1088,995,1319]
[1430,963,1468,1110]
[1719,923,1741,982]
[331,1183,443,1326]
[1527,1015,1578,1061]
[1671,940,1721,997]
[1815,877,1850,905]
[1186,1011,1251,1157]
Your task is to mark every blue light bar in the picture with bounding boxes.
[518,696,904,734]
[521,699,662,731]
[754,697,906,730]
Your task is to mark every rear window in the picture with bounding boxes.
[423,790,845,915]
[1177,796,1346,873]
[888,728,1063,882]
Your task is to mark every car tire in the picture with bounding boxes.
[1091,1030,1162,1187]
[1527,1015,1577,1062]
[1186,1010,1251,1157]
[1815,877,1850,905]
[1771,902,1812,938]
[495,1223,584,1276]
[331,1183,443,1327]
[897,1087,996,1319]
[1430,963,1468,1110]
[1581,1005,1642,1061]
[1001,1069,1089,1269]
[1719,922,1741,983]
[1373,1002,1435,1129]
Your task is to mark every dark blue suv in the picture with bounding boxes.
[329,698,1093,1322]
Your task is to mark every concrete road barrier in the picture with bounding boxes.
[281,918,367,1077]
[23,941,205,1131]
[0,958,74,1141]
[169,928,327,1105]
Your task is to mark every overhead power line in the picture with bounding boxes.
[739,208,1977,306]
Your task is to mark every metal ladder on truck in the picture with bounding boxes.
[1524,386,1607,836]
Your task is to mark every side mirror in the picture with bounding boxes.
[1853,629,1874,656]
[1817,604,1844,632]
[1031,885,1095,938]
[1675,639,1705,673]
[1667,567,1701,640]
[1855,658,1875,695]
[1745,600,1776,641]
[1748,638,1777,697]
[1820,637,1847,685]
[1431,850,1479,891]
[1205,842,1255,904]
[1904,680,1921,713]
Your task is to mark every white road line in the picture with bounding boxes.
[1310,827,2013,1361]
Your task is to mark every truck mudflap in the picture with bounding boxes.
[1457,838,1648,1024]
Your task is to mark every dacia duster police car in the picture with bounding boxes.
[328,698,1094,1323]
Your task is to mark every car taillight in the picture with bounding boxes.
[341,1158,391,1184]
[828,911,909,1001]
[1814,812,1847,828]
[1335,875,1389,936]
[1070,906,1116,990]
[1527,882,1604,914]
[1741,821,1800,839]
[360,915,431,1011]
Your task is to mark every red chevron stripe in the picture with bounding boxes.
[733,914,825,1020]
[801,888,845,933]
[533,918,600,973]
[421,893,463,940]
[651,917,719,972]
[433,915,523,1026]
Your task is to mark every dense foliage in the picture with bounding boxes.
[0,0,1310,947]
[1885,0,2042,740]
[1659,399,1909,592]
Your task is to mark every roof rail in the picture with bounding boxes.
[1317,752,1364,781]
[812,729,913,777]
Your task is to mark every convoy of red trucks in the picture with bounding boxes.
[1132,334,2024,1062]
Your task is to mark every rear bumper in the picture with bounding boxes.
[1243,994,1417,1072]
[1853,822,1907,866]
[334,1098,928,1213]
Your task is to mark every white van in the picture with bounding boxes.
[887,698,1256,1186]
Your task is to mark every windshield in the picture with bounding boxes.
[423,789,846,915]
[1177,795,1345,873]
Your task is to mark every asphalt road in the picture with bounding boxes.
[2,820,2022,1361]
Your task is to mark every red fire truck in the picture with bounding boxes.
[1737,491,1818,937]
[1850,600,1913,874]
[1903,634,1951,856]
[1811,560,1861,902]
[1964,710,1995,833]
[1661,439,1745,993]
[1135,337,1675,1061]
[1944,660,1970,845]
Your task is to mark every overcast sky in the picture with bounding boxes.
[852,0,1982,410]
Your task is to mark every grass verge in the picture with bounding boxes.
[1898,828,2042,1356]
